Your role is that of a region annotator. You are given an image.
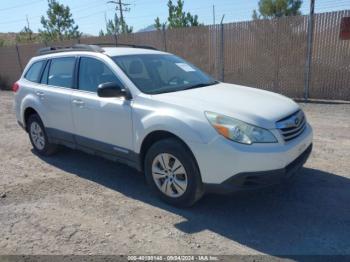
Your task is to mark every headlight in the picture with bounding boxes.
[205,112,277,145]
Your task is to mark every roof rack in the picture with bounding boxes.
[37,44,104,55]
[92,42,158,50]
[37,42,158,56]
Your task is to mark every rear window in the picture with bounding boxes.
[24,60,45,83]
[48,57,76,88]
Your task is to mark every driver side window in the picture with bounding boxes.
[78,57,122,92]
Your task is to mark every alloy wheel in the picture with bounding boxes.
[151,153,188,198]
[30,121,45,150]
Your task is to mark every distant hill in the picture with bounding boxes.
[138,25,156,32]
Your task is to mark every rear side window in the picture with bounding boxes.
[78,57,122,92]
[24,60,45,83]
[48,57,76,88]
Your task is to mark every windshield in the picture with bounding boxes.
[112,54,218,94]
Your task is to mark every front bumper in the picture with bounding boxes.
[204,143,312,194]
[188,122,313,185]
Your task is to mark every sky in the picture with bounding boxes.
[0,0,349,35]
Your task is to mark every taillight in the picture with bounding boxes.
[12,82,19,92]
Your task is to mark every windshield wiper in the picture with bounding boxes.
[182,81,219,91]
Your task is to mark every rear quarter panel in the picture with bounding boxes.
[16,80,48,128]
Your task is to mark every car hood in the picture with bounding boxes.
[151,82,300,129]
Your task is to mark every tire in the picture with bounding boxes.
[144,138,204,207]
[27,114,57,156]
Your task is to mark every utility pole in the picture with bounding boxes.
[107,0,130,33]
[212,5,216,25]
[304,0,315,101]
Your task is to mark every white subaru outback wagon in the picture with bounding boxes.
[14,44,313,206]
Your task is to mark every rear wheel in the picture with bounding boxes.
[27,114,57,156]
[144,138,204,207]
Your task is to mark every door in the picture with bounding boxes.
[39,57,76,145]
[71,56,133,159]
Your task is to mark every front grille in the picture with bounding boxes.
[276,110,307,142]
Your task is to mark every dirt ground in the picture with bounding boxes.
[0,90,350,256]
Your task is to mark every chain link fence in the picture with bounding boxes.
[0,10,349,100]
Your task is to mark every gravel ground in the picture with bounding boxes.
[0,90,350,256]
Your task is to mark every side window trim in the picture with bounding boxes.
[39,59,50,85]
[73,56,80,90]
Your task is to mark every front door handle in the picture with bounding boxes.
[72,99,85,106]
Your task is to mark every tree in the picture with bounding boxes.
[154,17,162,30]
[16,26,34,43]
[253,0,302,19]
[39,0,81,41]
[154,0,201,30]
[16,16,35,43]
[119,17,133,34]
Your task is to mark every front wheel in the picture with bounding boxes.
[144,138,204,207]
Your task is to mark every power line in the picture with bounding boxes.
[316,1,350,8]
[0,1,109,26]
[75,9,111,21]
[71,0,350,34]
[0,0,44,12]
[1,0,350,34]
[315,0,350,5]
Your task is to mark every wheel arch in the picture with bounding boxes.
[139,130,200,176]
[23,107,40,131]
[20,93,46,131]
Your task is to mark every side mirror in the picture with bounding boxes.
[97,82,130,98]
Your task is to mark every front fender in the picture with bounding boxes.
[133,108,213,154]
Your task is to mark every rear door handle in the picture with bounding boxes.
[36,91,45,99]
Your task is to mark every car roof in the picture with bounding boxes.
[102,47,167,56]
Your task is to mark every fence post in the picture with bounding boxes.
[114,33,118,46]
[15,43,23,72]
[162,25,167,52]
[220,16,225,82]
[274,19,280,93]
[304,0,315,101]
